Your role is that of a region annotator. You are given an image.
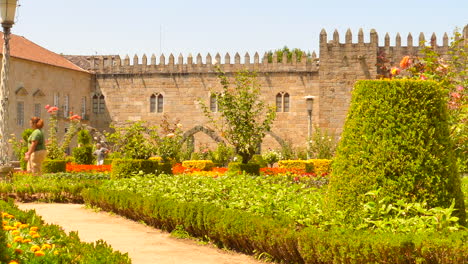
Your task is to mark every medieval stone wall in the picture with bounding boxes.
[86,26,467,151]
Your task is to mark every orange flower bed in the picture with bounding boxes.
[66,163,112,173]
[172,163,228,175]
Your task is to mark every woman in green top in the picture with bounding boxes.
[25,117,47,174]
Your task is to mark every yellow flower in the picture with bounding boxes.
[34,250,45,257]
[7,243,11,248]
[14,248,23,254]
[14,222,22,228]
[22,238,32,243]
[29,231,37,236]
[20,224,28,229]
[30,226,38,232]
[30,245,41,252]
[11,230,20,235]
[41,244,52,250]
[32,234,40,238]
[8,260,19,264]
[54,250,59,256]
[13,236,23,243]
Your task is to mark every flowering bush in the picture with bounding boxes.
[2,212,59,263]
[45,105,82,160]
[261,149,282,167]
[307,126,337,159]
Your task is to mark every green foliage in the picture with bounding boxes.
[327,80,466,224]
[262,149,282,167]
[110,159,160,179]
[72,145,95,165]
[250,154,267,168]
[357,189,463,233]
[228,162,260,175]
[82,180,467,264]
[106,121,156,160]
[156,116,184,162]
[0,200,131,263]
[210,143,235,166]
[307,126,337,159]
[182,160,214,171]
[267,46,311,63]
[0,173,105,202]
[298,226,468,264]
[77,129,92,145]
[42,160,67,173]
[200,68,276,163]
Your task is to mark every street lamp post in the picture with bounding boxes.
[304,96,315,159]
[0,0,17,176]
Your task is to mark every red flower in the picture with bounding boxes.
[45,104,50,110]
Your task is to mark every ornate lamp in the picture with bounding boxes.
[304,95,315,159]
[0,0,17,175]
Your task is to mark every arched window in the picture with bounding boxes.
[93,95,99,114]
[93,94,106,114]
[276,93,282,112]
[283,93,290,112]
[276,92,290,112]
[99,94,105,113]
[150,93,164,113]
[150,94,156,113]
[210,93,218,112]
[157,94,164,113]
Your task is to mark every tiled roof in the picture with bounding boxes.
[0,32,88,72]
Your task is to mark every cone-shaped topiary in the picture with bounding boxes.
[326,80,465,224]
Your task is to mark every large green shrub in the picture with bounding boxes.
[42,160,67,173]
[110,159,160,179]
[326,80,466,224]
[228,162,260,175]
[72,145,95,165]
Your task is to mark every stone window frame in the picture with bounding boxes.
[209,92,219,112]
[150,93,164,113]
[275,92,290,112]
[17,101,24,127]
[92,93,106,114]
[34,103,41,118]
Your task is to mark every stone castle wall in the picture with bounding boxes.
[85,26,467,151]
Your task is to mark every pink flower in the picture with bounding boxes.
[451,92,461,99]
[420,75,428,80]
[47,106,59,113]
[45,104,50,109]
[456,85,464,91]
[70,114,82,120]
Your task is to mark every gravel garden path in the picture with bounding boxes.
[16,203,266,264]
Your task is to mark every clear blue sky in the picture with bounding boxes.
[11,0,468,59]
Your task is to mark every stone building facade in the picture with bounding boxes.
[3,26,467,158]
[78,26,467,150]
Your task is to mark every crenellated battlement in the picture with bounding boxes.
[87,51,320,75]
[319,25,467,65]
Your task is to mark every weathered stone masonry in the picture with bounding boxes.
[77,26,467,150]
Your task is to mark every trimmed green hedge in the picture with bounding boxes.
[82,187,468,264]
[327,80,466,224]
[278,160,314,173]
[42,160,67,173]
[182,160,215,171]
[110,159,159,179]
[228,162,260,175]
